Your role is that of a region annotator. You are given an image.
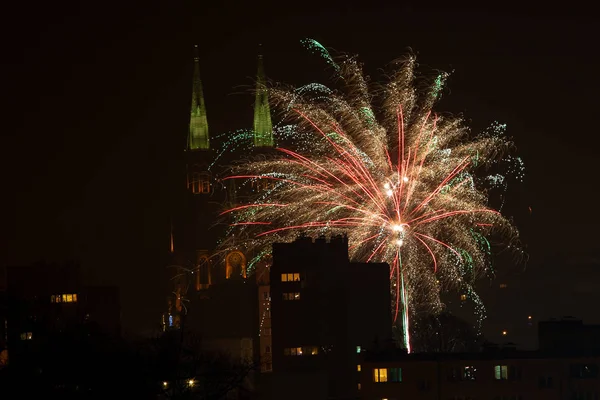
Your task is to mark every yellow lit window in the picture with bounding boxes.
[20,332,33,340]
[374,368,388,382]
[357,383,361,390]
[357,364,361,371]
[72,293,77,302]
[66,294,73,302]
[50,295,55,303]
[460,294,467,301]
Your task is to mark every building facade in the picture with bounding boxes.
[360,348,600,400]
[269,235,392,400]
[1,262,121,366]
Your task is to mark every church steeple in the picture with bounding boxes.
[188,45,210,150]
[253,46,274,147]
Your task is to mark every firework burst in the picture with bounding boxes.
[219,44,523,351]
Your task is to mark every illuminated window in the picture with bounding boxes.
[189,173,210,194]
[357,383,361,390]
[460,294,467,301]
[20,332,33,340]
[373,368,388,382]
[499,283,507,289]
[52,294,77,303]
[303,346,319,355]
[253,179,275,192]
[281,273,300,282]
[494,365,508,380]
[282,292,301,300]
[357,364,361,371]
[284,347,303,356]
[356,345,361,353]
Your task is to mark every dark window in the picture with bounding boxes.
[389,367,402,382]
[571,364,599,379]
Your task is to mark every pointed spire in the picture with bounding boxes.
[253,45,274,147]
[188,45,210,150]
[169,219,174,254]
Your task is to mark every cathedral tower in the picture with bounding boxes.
[253,47,274,147]
[188,45,210,150]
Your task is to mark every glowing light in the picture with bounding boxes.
[188,379,195,387]
[163,381,168,388]
[220,42,523,352]
[392,224,404,232]
[502,330,507,336]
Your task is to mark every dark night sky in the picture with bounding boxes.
[2,2,599,341]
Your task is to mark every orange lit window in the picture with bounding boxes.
[189,173,210,194]
[357,364,361,371]
[499,283,508,289]
[460,294,467,301]
[253,179,274,192]
[374,368,388,382]
[302,346,318,355]
[284,347,303,356]
[281,273,300,282]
